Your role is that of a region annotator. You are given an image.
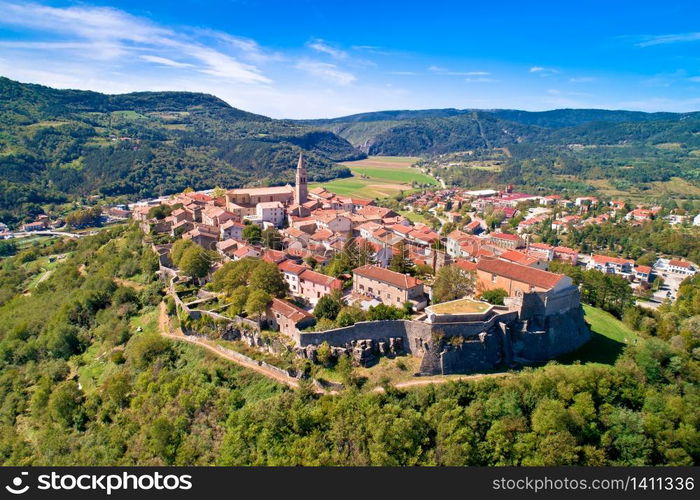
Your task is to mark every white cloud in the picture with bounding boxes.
[139,55,192,68]
[636,32,700,47]
[529,66,559,76]
[307,39,348,59]
[429,65,490,76]
[569,76,595,83]
[464,77,497,83]
[295,60,356,85]
[0,0,271,84]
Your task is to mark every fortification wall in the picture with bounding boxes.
[511,306,590,363]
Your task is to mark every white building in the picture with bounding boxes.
[256,201,285,227]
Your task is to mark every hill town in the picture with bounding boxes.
[17,152,678,380]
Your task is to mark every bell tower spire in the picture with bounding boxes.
[295,151,308,205]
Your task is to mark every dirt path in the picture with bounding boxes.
[156,303,510,394]
[156,303,303,390]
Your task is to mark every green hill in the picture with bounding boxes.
[300,107,700,155]
[0,77,363,218]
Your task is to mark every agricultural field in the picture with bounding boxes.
[311,156,438,198]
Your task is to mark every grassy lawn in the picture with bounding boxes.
[428,298,491,314]
[399,210,429,224]
[311,156,437,199]
[558,304,640,365]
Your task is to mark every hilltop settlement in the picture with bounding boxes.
[17,153,645,377]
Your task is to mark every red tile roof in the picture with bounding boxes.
[454,259,477,272]
[592,254,633,266]
[499,249,539,266]
[477,258,565,290]
[299,269,342,289]
[269,298,313,323]
[353,264,422,290]
[489,232,521,241]
[278,260,306,275]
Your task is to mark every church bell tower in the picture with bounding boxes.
[295,152,308,205]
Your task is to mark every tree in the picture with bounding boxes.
[248,261,287,297]
[316,341,333,366]
[336,305,367,327]
[212,186,227,199]
[481,288,508,305]
[314,291,343,321]
[245,289,271,322]
[147,204,172,220]
[48,381,85,428]
[389,242,414,274]
[261,227,282,250]
[228,286,249,316]
[170,239,195,267]
[242,224,262,244]
[432,265,475,303]
[178,245,212,279]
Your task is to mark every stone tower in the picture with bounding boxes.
[295,152,308,205]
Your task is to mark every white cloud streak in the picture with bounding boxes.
[295,60,356,85]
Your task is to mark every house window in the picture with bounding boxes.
[368,287,373,294]
[491,274,496,283]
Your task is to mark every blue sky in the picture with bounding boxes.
[1,0,699,118]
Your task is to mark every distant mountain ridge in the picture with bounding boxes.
[298,107,700,154]
[0,77,363,218]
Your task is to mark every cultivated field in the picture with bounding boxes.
[311,156,438,198]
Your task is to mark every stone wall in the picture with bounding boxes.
[510,306,590,363]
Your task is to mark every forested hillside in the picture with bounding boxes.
[0,227,697,466]
[0,77,363,218]
[305,107,700,155]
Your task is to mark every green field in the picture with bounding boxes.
[311,156,437,198]
[558,304,640,365]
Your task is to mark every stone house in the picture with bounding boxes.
[476,258,571,296]
[266,298,315,342]
[352,264,427,310]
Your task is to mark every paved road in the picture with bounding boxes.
[10,230,84,239]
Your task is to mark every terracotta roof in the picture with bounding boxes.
[357,206,396,219]
[553,246,577,255]
[447,229,471,242]
[529,242,554,250]
[592,254,633,266]
[233,246,256,258]
[477,258,565,290]
[499,249,539,266]
[353,264,422,290]
[227,185,293,196]
[310,228,334,241]
[313,210,349,223]
[669,259,691,268]
[454,259,477,272]
[269,298,313,323]
[299,269,342,289]
[489,232,521,241]
[262,249,287,264]
[635,265,652,273]
[278,260,306,275]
